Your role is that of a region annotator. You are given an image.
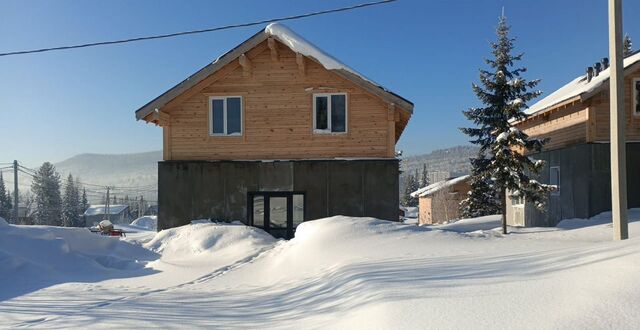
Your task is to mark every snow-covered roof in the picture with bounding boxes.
[410,175,470,198]
[84,205,129,216]
[526,51,640,115]
[265,23,374,85]
[135,23,413,122]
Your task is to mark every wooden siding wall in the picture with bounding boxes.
[162,40,398,160]
[517,67,640,151]
[517,102,588,151]
[591,69,640,141]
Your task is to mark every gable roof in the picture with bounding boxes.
[410,175,470,198]
[526,51,640,115]
[135,23,413,121]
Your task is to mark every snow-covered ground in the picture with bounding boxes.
[2,211,640,329]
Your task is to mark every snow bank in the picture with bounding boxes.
[130,215,157,231]
[0,216,8,227]
[0,224,157,301]
[145,222,277,267]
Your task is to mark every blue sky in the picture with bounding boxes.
[1,0,640,167]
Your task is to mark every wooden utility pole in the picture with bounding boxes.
[13,160,18,223]
[105,186,110,222]
[609,0,629,240]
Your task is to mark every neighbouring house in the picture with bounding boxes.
[135,23,413,238]
[410,175,470,225]
[83,205,132,227]
[506,52,640,227]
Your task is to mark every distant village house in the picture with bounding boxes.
[83,205,132,227]
[411,175,470,225]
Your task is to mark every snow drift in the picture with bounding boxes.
[130,215,157,231]
[0,223,158,301]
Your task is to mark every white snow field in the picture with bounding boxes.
[2,212,640,329]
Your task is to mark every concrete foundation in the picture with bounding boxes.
[157,159,399,231]
[506,142,640,227]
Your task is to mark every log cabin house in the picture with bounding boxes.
[506,52,640,227]
[135,23,413,238]
[410,175,470,225]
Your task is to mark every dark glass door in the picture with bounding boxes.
[248,192,305,239]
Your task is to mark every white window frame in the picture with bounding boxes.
[209,96,243,136]
[312,93,348,134]
[550,166,560,196]
[633,78,640,116]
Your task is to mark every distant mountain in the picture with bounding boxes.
[13,151,160,204]
[400,145,478,191]
[54,151,161,203]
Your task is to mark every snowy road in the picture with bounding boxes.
[2,214,640,329]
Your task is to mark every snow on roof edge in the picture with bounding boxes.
[525,52,640,115]
[410,175,470,198]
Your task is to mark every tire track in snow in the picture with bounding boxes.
[13,242,284,328]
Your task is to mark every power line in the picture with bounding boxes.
[0,0,396,57]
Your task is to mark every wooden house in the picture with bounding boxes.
[135,23,413,238]
[411,175,470,225]
[506,52,640,227]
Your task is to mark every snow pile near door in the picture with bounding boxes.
[145,221,277,267]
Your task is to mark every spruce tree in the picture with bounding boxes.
[420,164,429,187]
[624,34,633,57]
[461,15,551,234]
[62,174,82,227]
[459,155,500,218]
[31,162,62,226]
[80,187,89,213]
[0,172,11,220]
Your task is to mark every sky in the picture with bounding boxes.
[2,0,640,167]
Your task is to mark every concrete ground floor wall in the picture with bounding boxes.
[506,142,640,227]
[157,159,399,231]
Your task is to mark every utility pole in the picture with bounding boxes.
[105,186,110,222]
[609,0,629,240]
[139,195,143,218]
[13,160,18,223]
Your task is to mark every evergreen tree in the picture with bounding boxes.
[0,172,11,220]
[402,173,420,207]
[624,34,633,57]
[459,155,500,218]
[460,15,552,234]
[62,174,82,227]
[31,162,62,226]
[80,187,89,213]
[419,164,429,187]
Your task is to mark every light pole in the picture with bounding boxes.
[609,0,629,240]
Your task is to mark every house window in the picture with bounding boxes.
[313,93,347,133]
[550,166,560,196]
[510,193,524,206]
[633,78,640,116]
[209,96,242,136]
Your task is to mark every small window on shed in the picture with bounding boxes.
[550,166,560,196]
[633,78,640,115]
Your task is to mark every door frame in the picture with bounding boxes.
[247,191,306,238]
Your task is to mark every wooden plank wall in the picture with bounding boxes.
[517,103,588,151]
[517,66,640,152]
[591,68,640,141]
[163,40,397,161]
